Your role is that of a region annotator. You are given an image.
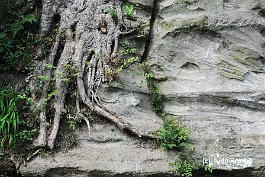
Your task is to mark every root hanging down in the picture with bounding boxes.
[31,0,155,150]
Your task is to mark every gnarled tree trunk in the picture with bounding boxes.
[30,0,154,150]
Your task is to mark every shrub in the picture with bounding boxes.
[157,118,196,177]
[158,118,192,151]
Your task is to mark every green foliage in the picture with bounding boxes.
[17,93,33,104]
[143,61,196,177]
[143,67,164,115]
[158,119,191,151]
[107,7,117,17]
[17,128,37,142]
[204,164,213,173]
[6,14,37,37]
[107,7,118,23]
[0,89,21,147]
[172,160,194,177]
[67,114,77,130]
[105,42,139,81]
[143,60,213,176]
[45,64,56,69]
[119,42,139,66]
[46,90,58,102]
[0,0,39,71]
[37,75,51,81]
[123,3,135,18]
[0,88,37,157]
[157,118,195,177]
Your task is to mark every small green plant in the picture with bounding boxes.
[158,119,192,151]
[37,75,51,81]
[118,42,139,67]
[107,7,117,17]
[107,7,118,23]
[67,114,77,130]
[0,89,21,147]
[17,128,37,142]
[173,160,194,177]
[47,90,59,101]
[105,42,139,81]
[0,13,38,71]
[123,3,135,18]
[143,68,164,115]
[7,14,37,37]
[45,64,56,69]
[204,164,213,173]
[157,118,195,177]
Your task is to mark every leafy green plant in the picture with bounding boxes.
[0,88,37,154]
[204,164,213,173]
[17,128,37,142]
[157,118,195,177]
[123,3,135,18]
[37,75,51,81]
[17,93,33,104]
[67,114,77,130]
[6,14,37,37]
[158,119,192,151]
[172,160,194,177]
[105,42,139,81]
[0,89,21,146]
[118,42,139,66]
[0,4,39,71]
[107,7,118,23]
[143,68,164,115]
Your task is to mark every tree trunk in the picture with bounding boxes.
[30,0,155,150]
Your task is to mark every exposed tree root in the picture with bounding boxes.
[33,35,61,147]
[31,0,155,150]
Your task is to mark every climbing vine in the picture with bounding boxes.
[141,63,213,177]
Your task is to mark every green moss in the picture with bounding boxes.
[175,0,198,4]
[219,61,245,81]
[180,16,208,29]
[161,22,175,31]
[233,55,262,70]
[231,47,263,70]
[220,70,245,80]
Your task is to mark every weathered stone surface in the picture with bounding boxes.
[149,0,265,170]
[20,123,174,177]
[20,0,170,176]
[97,63,163,135]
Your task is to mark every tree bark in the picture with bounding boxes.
[31,0,155,150]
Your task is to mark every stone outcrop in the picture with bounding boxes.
[17,0,265,176]
[20,123,174,177]
[149,0,265,171]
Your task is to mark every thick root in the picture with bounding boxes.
[32,0,152,151]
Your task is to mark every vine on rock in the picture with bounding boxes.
[142,63,213,177]
[29,0,154,150]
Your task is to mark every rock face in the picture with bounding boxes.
[20,123,174,177]
[149,0,265,170]
[19,0,265,176]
